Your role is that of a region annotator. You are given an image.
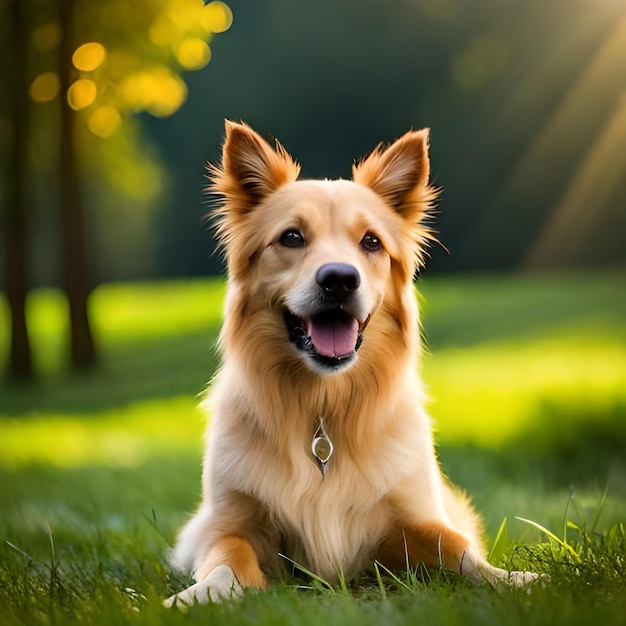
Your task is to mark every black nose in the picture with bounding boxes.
[316,263,361,298]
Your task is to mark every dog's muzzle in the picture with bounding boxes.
[284,263,369,371]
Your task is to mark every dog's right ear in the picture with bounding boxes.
[210,120,300,212]
[352,129,434,222]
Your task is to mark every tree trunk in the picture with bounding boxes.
[3,0,33,379]
[57,0,97,369]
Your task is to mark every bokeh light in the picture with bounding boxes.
[67,79,97,110]
[117,67,187,117]
[87,106,122,138]
[419,0,457,21]
[30,72,60,102]
[31,22,61,52]
[72,42,106,72]
[202,1,233,33]
[176,38,211,70]
[148,16,177,46]
[451,36,509,91]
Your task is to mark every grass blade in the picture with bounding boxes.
[373,561,387,600]
[5,541,35,564]
[563,488,575,543]
[277,553,335,592]
[372,560,413,592]
[591,487,608,535]
[515,516,581,563]
[489,517,508,563]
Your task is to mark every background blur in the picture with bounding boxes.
[1,5,625,618]
[2,0,625,290]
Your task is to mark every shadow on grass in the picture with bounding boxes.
[419,271,626,349]
[0,330,221,415]
[0,455,201,549]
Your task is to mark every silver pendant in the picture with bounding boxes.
[311,418,333,477]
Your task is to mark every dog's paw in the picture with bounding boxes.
[460,550,543,588]
[504,569,544,586]
[481,565,546,588]
[163,565,243,609]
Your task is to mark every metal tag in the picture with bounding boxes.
[311,418,333,476]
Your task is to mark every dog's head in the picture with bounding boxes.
[210,121,436,375]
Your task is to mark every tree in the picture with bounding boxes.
[58,0,96,368]
[2,0,233,376]
[3,0,33,378]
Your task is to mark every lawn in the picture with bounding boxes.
[1,271,625,625]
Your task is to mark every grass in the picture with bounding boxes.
[1,271,625,625]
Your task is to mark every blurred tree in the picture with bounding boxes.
[2,0,233,376]
[2,0,33,378]
[58,0,96,368]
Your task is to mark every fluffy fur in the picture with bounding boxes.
[165,121,536,607]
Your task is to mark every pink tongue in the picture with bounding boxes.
[306,314,359,358]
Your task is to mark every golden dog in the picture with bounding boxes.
[166,121,536,606]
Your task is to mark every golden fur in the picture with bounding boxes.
[165,121,536,607]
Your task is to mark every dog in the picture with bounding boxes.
[165,121,537,606]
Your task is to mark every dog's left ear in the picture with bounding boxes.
[352,129,433,221]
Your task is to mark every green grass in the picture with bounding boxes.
[1,271,625,625]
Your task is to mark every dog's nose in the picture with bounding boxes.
[316,263,361,298]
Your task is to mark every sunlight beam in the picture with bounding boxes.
[524,91,626,269]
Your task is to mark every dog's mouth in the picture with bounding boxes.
[284,309,367,370]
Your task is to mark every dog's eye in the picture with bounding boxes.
[279,229,306,248]
[360,233,382,252]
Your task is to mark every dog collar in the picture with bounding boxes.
[311,418,333,477]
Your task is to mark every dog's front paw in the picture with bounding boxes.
[504,569,544,586]
[460,550,543,588]
[164,565,243,609]
[479,565,546,588]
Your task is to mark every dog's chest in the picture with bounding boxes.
[215,404,428,581]
[254,445,400,581]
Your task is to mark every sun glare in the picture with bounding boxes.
[520,17,626,268]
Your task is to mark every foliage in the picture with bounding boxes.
[18,0,234,283]
[68,0,233,196]
[1,0,235,380]
[30,0,232,147]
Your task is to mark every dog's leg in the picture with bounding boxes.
[378,523,538,586]
[379,522,470,574]
[164,534,268,608]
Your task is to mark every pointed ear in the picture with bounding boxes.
[352,129,434,219]
[211,120,300,211]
